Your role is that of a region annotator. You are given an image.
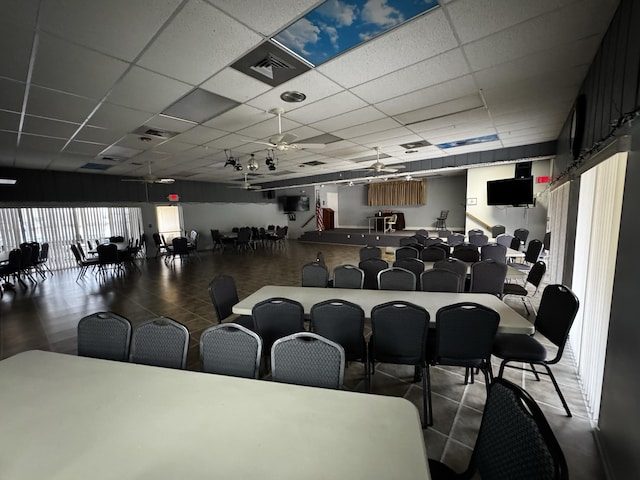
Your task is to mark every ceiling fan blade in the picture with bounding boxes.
[155,178,175,184]
[249,139,278,147]
[121,178,146,182]
[280,133,298,144]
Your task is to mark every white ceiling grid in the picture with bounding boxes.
[0,0,620,187]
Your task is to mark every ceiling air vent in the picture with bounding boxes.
[231,41,311,87]
[133,126,177,139]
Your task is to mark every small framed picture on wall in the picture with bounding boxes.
[288,213,296,221]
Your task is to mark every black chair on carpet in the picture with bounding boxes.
[359,245,382,261]
[503,260,546,315]
[493,284,580,417]
[358,257,388,289]
[332,264,364,289]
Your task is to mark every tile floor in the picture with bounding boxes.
[0,240,604,478]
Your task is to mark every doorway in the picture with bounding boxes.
[155,205,183,243]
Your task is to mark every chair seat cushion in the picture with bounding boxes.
[502,283,528,296]
[493,333,547,362]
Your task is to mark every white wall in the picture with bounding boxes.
[465,160,551,241]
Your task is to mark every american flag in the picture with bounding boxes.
[316,195,324,231]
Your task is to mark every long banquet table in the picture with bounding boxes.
[233,285,534,335]
[0,350,430,480]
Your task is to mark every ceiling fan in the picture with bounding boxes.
[229,173,261,191]
[361,147,406,173]
[122,162,175,184]
[250,108,326,152]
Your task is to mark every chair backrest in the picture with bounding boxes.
[420,269,461,292]
[19,244,32,268]
[393,258,425,283]
[470,379,568,479]
[152,233,162,247]
[5,248,22,272]
[236,227,252,243]
[446,233,465,246]
[200,323,262,378]
[424,236,444,247]
[109,236,124,242]
[469,260,508,295]
[434,258,467,292]
[491,225,506,237]
[377,267,416,291]
[358,257,389,289]
[468,228,484,236]
[395,246,419,260]
[495,234,514,248]
[252,297,305,353]
[172,236,189,254]
[416,229,430,238]
[399,236,420,247]
[310,299,366,362]
[429,242,450,257]
[527,261,547,288]
[29,242,40,264]
[535,285,580,356]
[70,244,82,264]
[543,231,551,251]
[301,262,330,287]
[468,234,489,247]
[39,242,50,262]
[452,243,480,262]
[420,246,446,262]
[78,312,132,361]
[480,243,507,263]
[370,301,429,365]
[359,245,382,261]
[437,210,449,220]
[129,317,189,369]
[332,264,364,289]
[208,275,239,322]
[524,239,544,263]
[434,303,500,367]
[97,243,118,264]
[271,332,345,389]
[514,228,530,244]
[510,236,522,251]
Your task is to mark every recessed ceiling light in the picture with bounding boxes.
[280,90,306,103]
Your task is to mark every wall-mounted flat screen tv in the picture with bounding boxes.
[486,177,534,206]
[278,195,310,212]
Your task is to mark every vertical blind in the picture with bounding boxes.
[570,152,627,421]
[0,207,144,271]
[547,182,571,284]
[368,180,426,206]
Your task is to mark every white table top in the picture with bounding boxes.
[0,350,430,480]
[234,286,534,335]
[421,262,526,279]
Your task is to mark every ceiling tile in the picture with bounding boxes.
[246,70,344,113]
[32,33,129,100]
[107,67,193,113]
[285,91,368,124]
[116,133,165,150]
[201,68,272,103]
[153,140,196,154]
[146,115,196,134]
[26,86,99,123]
[332,117,403,140]
[75,126,125,145]
[0,78,26,113]
[0,110,21,132]
[202,104,266,132]
[39,0,182,61]
[317,9,458,88]
[351,48,470,104]
[0,1,38,81]
[19,133,66,153]
[88,102,154,132]
[137,0,263,85]
[310,106,385,133]
[375,75,478,116]
[172,125,229,145]
[22,116,80,139]
[207,0,320,36]
[65,141,109,156]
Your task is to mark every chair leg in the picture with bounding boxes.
[424,365,433,427]
[544,364,572,417]
[530,363,541,381]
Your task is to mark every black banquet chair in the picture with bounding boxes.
[428,378,568,480]
[493,284,580,417]
[420,269,461,293]
[359,245,382,261]
[252,297,305,360]
[77,311,132,361]
[469,259,508,296]
[358,257,388,290]
[208,275,254,330]
[369,301,431,427]
[332,264,364,289]
[503,260,546,315]
[129,317,189,369]
[310,299,367,382]
[301,262,330,287]
[271,332,345,389]
[377,267,416,291]
[434,258,467,293]
[200,323,262,379]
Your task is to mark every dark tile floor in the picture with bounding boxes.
[0,240,604,478]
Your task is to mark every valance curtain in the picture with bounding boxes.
[368,180,426,206]
[0,206,143,270]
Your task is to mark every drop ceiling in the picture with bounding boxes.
[0,0,620,188]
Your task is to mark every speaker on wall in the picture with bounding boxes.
[515,161,532,178]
